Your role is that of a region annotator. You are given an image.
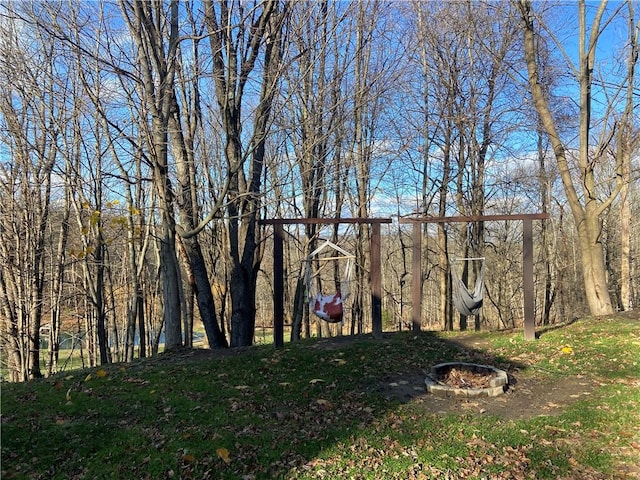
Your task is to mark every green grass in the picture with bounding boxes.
[2,315,639,479]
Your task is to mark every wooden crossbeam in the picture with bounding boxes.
[399,213,549,223]
[261,218,392,225]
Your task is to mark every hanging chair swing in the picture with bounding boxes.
[451,257,485,316]
[303,239,355,323]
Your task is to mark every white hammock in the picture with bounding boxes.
[303,239,355,323]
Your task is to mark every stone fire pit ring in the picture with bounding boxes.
[425,362,509,398]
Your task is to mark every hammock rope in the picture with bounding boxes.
[303,239,355,323]
[451,258,485,316]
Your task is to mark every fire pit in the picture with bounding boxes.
[425,362,508,397]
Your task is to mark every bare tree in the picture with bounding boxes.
[617,0,638,311]
[119,0,183,349]
[202,0,288,347]
[409,2,464,331]
[406,1,522,330]
[282,1,352,340]
[46,165,72,374]
[345,0,401,334]
[516,0,637,316]
[0,10,65,379]
[169,3,228,348]
[60,0,228,353]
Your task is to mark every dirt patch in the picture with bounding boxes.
[376,370,596,420]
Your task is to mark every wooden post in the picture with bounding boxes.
[523,218,535,340]
[371,222,383,339]
[273,223,284,348]
[411,222,422,332]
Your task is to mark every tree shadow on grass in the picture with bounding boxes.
[268,330,598,478]
[248,330,535,478]
[130,331,533,478]
[360,331,526,404]
[0,329,599,480]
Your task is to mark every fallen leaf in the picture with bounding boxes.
[182,453,196,463]
[66,388,72,401]
[216,448,231,464]
[316,399,333,410]
[96,369,107,378]
[84,373,92,382]
[309,378,325,384]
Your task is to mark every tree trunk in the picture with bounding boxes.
[618,0,637,310]
[538,127,555,325]
[158,203,183,350]
[169,93,229,348]
[438,135,452,331]
[578,207,614,314]
[121,0,184,349]
[619,154,631,311]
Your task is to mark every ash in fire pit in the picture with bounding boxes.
[425,362,508,397]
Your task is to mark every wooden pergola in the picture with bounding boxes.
[259,218,392,347]
[399,213,550,340]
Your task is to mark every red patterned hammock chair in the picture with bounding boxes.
[303,240,355,323]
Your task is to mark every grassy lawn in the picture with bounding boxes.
[1,314,639,479]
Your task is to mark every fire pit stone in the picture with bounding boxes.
[425,362,509,398]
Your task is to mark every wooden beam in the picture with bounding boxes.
[260,218,392,225]
[399,213,549,223]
